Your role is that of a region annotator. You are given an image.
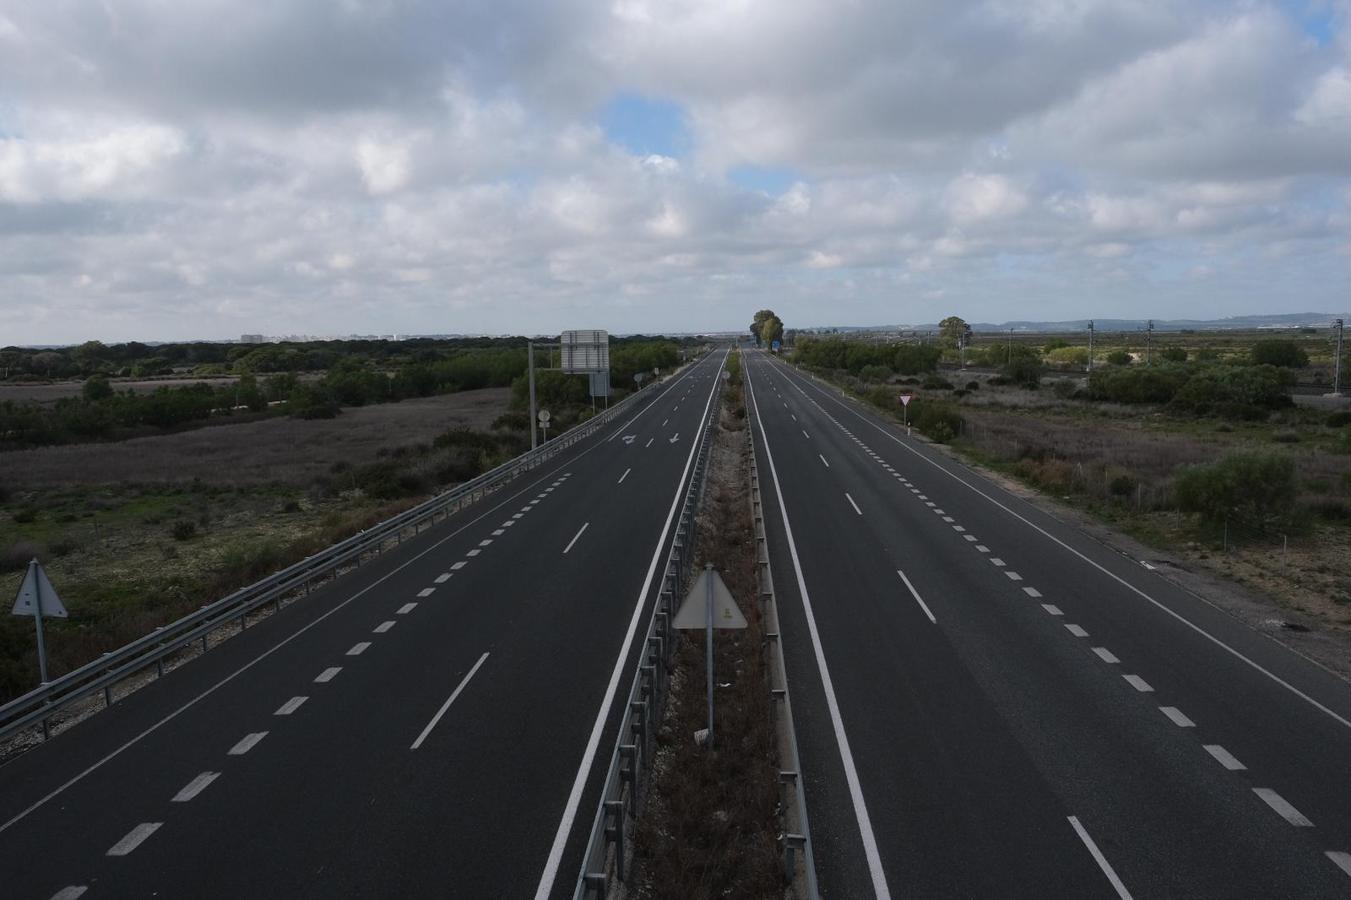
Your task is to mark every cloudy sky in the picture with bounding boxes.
[2,1,1350,343]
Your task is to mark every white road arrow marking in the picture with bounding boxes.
[669,433,680,444]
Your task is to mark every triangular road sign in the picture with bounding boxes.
[673,568,747,630]
[11,560,68,618]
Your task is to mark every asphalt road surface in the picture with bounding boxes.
[744,349,1351,899]
[0,350,726,900]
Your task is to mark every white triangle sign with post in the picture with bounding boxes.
[673,568,746,630]
[12,559,67,618]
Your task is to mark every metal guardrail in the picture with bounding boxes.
[748,400,819,898]
[0,372,679,746]
[573,357,724,898]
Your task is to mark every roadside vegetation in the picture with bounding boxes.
[788,322,1351,638]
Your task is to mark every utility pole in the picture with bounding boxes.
[527,339,538,451]
[1334,318,1345,397]
[1146,320,1154,365]
[1007,329,1013,366]
[1087,320,1095,373]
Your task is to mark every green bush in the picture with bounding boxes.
[1105,350,1131,366]
[1088,365,1190,404]
[82,376,114,402]
[921,375,954,391]
[1174,452,1297,526]
[171,520,197,541]
[1002,346,1043,388]
[911,400,963,444]
[1169,365,1293,418]
[1250,340,1309,368]
[1326,411,1351,428]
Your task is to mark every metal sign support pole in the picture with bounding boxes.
[30,560,49,684]
[528,340,538,451]
[1334,318,1344,396]
[705,563,714,748]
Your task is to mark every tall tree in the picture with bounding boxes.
[750,309,777,345]
[938,315,969,348]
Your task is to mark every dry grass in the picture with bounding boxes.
[629,376,783,900]
[0,377,243,405]
[3,388,510,487]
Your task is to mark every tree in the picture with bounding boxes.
[938,316,969,348]
[750,309,777,346]
[761,315,785,348]
[82,375,114,402]
[1250,340,1308,368]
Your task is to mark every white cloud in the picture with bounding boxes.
[355,138,410,194]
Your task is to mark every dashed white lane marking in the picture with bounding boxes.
[990,558,1006,567]
[792,414,798,421]
[410,652,490,750]
[418,587,436,597]
[274,696,308,715]
[520,506,533,513]
[1005,571,1023,581]
[1142,562,1157,571]
[1123,675,1153,692]
[374,620,396,633]
[1023,587,1042,598]
[646,438,654,447]
[819,454,831,468]
[1323,851,1351,878]
[451,561,467,570]
[228,732,268,756]
[1203,744,1247,771]
[1160,706,1195,727]
[564,522,590,554]
[976,545,990,553]
[953,525,965,533]
[1068,816,1133,900]
[924,501,935,507]
[846,493,863,516]
[172,771,221,803]
[941,516,955,524]
[1066,624,1089,638]
[1092,647,1120,664]
[478,538,493,546]
[435,573,452,583]
[397,602,418,614]
[315,667,341,683]
[1042,604,1063,616]
[51,887,88,899]
[803,430,810,439]
[897,569,936,624]
[107,822,162,857]
[618,467,631,484]
[512,513,524,519]
[934,509,946,515]
[529,499,541,506]
[963,534,978,543]
[661,418,668,427]
[1253,788,1314,827]
[491,529,505,537]
[347,642,371,656]
[467,549,482,557]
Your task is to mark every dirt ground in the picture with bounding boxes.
[3,388,510,487]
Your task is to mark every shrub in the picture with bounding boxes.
[1108,472,1137,497]
[1,540,42,571]
[82,375,114,401]
[1174,452,1297,527]
[12,508,37,524]
[1046,346,1089,368]
[49,534,81,557]
[1105,350,1131,366]
[1169,365,1294,417]
[1326,411,1351,428]
[171,520,198,541]
[858,364,892,383]
[1250,340,1309,368]
[965,381,979,391]
[1159,347,1188,363]
[1052,380,1079,400]
[911,401,963,444]
[1271,431,1301,443]
[921,375,954,390]
[1088,365,1190,404]
[1002,351,1043,388]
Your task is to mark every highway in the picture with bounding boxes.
[0,349,726,899]
[744,349,1351,898]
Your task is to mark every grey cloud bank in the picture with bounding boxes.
[0,0,1349,343]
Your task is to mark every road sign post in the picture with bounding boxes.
[899,393,912,431]
[12,558,68,685]
[538,408,551,443]
[673,565,747,748]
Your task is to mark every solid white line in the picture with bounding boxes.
[107,822,162,857]
[846,493,862,515]
[618,467,631,484]
[397,602,417,614]
[1093,647,1120,664]
[819,453,830,468]
[1123,675,1153,692]
[315,667,341,683]
[1254,788,1313,826]
[1324,851,1351,878]
[1066,624,1089,638]
[1068,816,1133,899]
[897,569,936,624]
[435,573,452,583]
[347,642,370,656]
[228,732,267,755]
[1160,706,1195,727]
[743,357,892,899]
[776,359,1351,734]
[1203,744,1246,770]
[1023,587,1042,598]
[1042,604,1063,616]
[418,587,435,597]
[274,695,308,715]
[51,887,87,900]
[172,771,220,803]
[534,349,729,900]
[410,652,490,750]
[374,620,395,633]
[563,522,590,554]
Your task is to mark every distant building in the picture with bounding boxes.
[240,334,265,344]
